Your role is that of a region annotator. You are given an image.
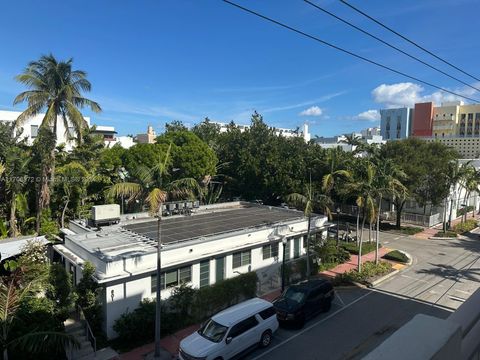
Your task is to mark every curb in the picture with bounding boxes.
[368,269,399,287]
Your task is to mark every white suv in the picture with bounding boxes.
[179,298,279,360]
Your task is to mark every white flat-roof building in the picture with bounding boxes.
[54,202,328,339]
[0,110,117,150]
[213,122,311,142]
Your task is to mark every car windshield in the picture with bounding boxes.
[284,287,306,304]
[198,319,228,343]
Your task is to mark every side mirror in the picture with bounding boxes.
[225,337,232,344]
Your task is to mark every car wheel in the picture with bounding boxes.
[260,330,273,348]
[296,315,305,329]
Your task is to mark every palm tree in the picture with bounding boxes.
[286,174,333,279]
[108,144,199,214]
[372,159,407,264]
[56,162,89,228]
[14,54,101,232]
[344,161,377,272]
[0,270,77,360]
[460,164,479,223]
[321,148,351,194]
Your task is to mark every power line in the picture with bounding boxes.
[304,0,480,93]
[339,0,480,83]
[221,0,480,103]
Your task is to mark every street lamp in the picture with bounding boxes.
[281,237,287,293]
[336,207,341,247]
[154,210,163,360]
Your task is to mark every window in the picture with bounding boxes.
[31,125,38,138]
[259,306,276,320]
[262,243,279,260]
[232,250,251,269]
[293,237,301,258]
[216,257,225,282]
[151,265,192,293]
[284,240,291,261]
[200,260,210,288]
[228,316,259,338]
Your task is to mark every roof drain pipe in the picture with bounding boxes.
[123,256,133,276]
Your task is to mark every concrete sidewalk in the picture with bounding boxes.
[413,215,471,240]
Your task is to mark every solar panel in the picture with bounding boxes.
[122,206,302,244]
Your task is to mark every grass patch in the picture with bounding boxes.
[334,261,392,285]
[382,250,409,263]
[434,231,457,238]
[453,219,478,234]
[380,222,423,235]
[341,241,379,255]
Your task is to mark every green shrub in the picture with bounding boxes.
[457,206,474,216]
[341,241,380,255]
[434,231,457,238]
[336,261,392,285]
[382,250,409,263]
[113,272,258,351]
[380,223,423,235]
[453,219,478,234]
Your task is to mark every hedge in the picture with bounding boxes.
[434,231,457,238]
[113,272,258,351]
[457,206,474,216]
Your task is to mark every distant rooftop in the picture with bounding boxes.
[68,203,304,261]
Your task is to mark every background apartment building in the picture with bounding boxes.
[380,101,480,158]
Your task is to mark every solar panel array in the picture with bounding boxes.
[122,206,301,244]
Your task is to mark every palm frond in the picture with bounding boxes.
[7,331,79,354]
[146,188,167,215]
[107,182,142,202]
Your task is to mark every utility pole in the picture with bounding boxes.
[154,211,162,360]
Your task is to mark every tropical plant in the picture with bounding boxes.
[0,270,77,360]
[14,54,101,232]
[107,143,200,214]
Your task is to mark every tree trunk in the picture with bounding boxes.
[358,205,367,273]
[472,193,476,219]
[61,198,70,229]
[35,145,55,234]
[8,193,18,238]
[443,196,448,233]
[356,210,360,246]
[395,199,405,229]
[375,194,382,264]
[463,193,469,223]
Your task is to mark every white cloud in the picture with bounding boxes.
[263,91,346,113]
[356,110,380,121]
[372,82,423,108]
[300,106,323,116]
[372,81,480,108]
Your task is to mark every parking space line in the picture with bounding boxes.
[334,292,345,306]
[249,291,373,360]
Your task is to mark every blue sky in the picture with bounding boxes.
[1,0,479,137]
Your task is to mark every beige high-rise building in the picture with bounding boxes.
[136,125,157,144]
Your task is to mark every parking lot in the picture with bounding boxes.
[244,287,450,360]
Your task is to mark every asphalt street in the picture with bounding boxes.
[243,229,480,360]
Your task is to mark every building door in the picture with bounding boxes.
[215,257,225,282]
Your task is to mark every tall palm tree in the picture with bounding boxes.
[108,144,200,215]
[344,161,377,272]
[460,164,479,223]
[0,270,77,360]
[372,159,407,264]
[321,148,351,194]
[286,176,333,279]
[14,54,101,232]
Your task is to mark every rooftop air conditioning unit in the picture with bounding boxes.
[91,204,121,226]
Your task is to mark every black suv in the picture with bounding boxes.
[273,279,334,327]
